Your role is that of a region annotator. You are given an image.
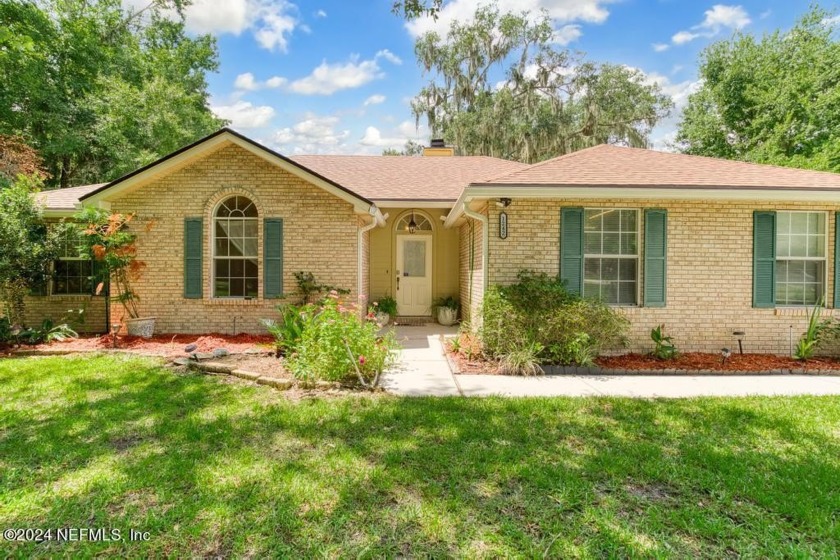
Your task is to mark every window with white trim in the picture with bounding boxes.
[583,209,639,305]
[51,226,93,295]
[213,196,258,298]
[775,211,826,306]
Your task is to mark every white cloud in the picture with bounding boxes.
[406,0,612,45]
[123,0,301,53]
[671,4,751,45]
[375,49,403,65]
[360,126,406,148]
[285,51,401,95]
[212,100,275,129]
[671,31,699,45]
[759,9,772,20]
[265,76,288,89]
[233,72,287,91]
[234,72,259,91]
[363,94,386,106]
[822,15,840,26]
[315,9,327,18]
[271,114,352,154]
[553,24,582,45]
[652,43,670,52]
[397,120,425,137]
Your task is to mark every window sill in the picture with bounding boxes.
[202,298,263,306]
[47,294,95,301]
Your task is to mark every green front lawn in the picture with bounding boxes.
[1,355,838,557]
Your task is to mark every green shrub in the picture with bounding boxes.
[374,296,397,316]
[498,341,543,375]
[288,293,399,385]
[480,270,628,368]
[261,304,309,356]
[794,302,826,361]
[650,324,677,360]
[16,319,77,345]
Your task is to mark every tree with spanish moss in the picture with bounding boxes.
[410,5,673,163]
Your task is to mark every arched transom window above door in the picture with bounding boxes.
[214,195,258,298]
[396,212,432,233]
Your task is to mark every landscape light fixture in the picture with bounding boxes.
[733,331,745,354]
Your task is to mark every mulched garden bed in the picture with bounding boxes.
[14,332,275,358]
[445,346,840,375]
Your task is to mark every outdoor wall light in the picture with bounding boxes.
[733,331,745,354]
[408,210,417,234]
[496,198,512,208]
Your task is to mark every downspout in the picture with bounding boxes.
[462,201,488,317]
[357,207,387,310]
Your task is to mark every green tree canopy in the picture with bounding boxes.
[410,5,673,163]
[676,6,840,171]
[0,0,225,188]
[382,140,424,156]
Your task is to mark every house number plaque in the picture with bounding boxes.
[499,211,508,239]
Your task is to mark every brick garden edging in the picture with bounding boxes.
[442,345,840,377]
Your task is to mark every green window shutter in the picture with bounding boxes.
[560,207,584,295]
[644,209,668,307]
[834,212,840,308]
[264,218,284,299]
[753,211,776,308]
[184,218,203,299]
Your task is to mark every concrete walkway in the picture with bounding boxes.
[381,326,840,398]
[380,324,460,396]
[456,373,840,398]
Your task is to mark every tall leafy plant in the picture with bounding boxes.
[76,207,147,319]
[0,175,58,326]
[794,300,826,361]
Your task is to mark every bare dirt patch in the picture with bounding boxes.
[22,332,274,358]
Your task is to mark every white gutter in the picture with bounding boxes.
[358,211,388,307]
[462,201,488,295]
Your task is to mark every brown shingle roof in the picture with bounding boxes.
[37,184,106,211]
[482,144,840,189]
[291,155,529,201]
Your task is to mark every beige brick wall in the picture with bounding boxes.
[459,214,485,325]
[108,144,363,334]
[486,198,840,354]
[23,295,107,333]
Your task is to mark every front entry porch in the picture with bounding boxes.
[368,207,460,318]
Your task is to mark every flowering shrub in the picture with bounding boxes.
[287,292,399,385]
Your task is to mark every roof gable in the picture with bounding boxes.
[79,128,375,212]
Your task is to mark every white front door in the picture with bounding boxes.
[396,235,432,316]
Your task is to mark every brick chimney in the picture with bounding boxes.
[423,138,455,157]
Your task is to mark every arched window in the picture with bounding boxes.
[214,196,258,298]
[395,212,433,233]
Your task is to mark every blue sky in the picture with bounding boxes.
[161,0,827,155]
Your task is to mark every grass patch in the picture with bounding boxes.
[1,355,838,557]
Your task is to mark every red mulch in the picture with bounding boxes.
[596,353,840,373]
[26,333,274,358]
[446,346,840,374]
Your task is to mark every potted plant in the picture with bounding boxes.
[373,296,397,326]
[77,208,154,338]
[433,296,459,326]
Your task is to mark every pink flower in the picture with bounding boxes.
[359,355,366,365]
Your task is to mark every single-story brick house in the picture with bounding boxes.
[29,127,840,353]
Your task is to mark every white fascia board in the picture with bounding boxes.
[373,200,455,209]
[465,184,840,202]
